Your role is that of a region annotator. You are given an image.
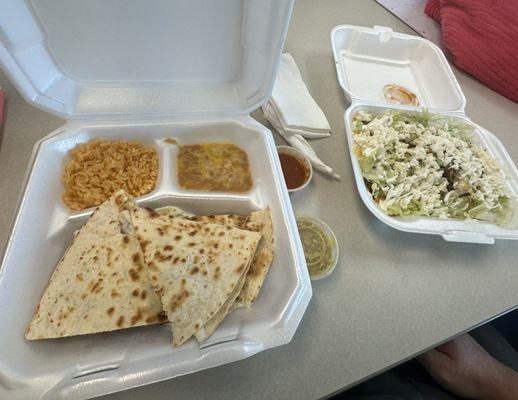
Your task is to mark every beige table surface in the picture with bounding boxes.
[1,0,517,399]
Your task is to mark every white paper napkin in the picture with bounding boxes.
[263,53,340,179]
[264,53,331,138]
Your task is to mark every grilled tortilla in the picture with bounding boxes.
[190,209,274,308]
[26,191,165,340]
[128,204,261,346]
[156,208,274,341]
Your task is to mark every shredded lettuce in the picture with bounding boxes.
[353,110,515,226]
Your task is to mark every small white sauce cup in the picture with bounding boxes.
[276,145,313,193]
[296,215,339,280]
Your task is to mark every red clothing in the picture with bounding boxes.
[425,0,518,102]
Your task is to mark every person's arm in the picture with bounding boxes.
[417,333,518,400]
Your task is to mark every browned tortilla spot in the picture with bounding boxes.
[170,289,189,312]
[75,273,83,281]
[174,235,182,241]
[107,307,115,316]
[128,268,139,281]
[145,207,159,218]
[236,263,245,274]
[164,245,173,251]
[141,290,147,299]
[114,193,125,205]
[199,248,204,254]
[90,280,102,293]
[188,242,196,247]
[116,315,125,327]
[130,309,142,325]
[140,240,150,251]
[190,266,199,275]
[111,289,120,298]
[157,227,164,236]
[218,231,225,237]
[132,289,139,297]
[158,312,168,323]
[122,235,130,244]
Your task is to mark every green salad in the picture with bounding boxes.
[353,110,515,226]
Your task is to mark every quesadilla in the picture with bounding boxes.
[156,208,274,341]
[26,191,165,340]
[189,209,275,308]
[234,209,275,308]
[127,204,261,346]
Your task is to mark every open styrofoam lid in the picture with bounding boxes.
[0,0,294,118]
[331,25,466,112]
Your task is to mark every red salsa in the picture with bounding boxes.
[279,153,309,189]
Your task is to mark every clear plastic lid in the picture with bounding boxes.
[0,0,294,119]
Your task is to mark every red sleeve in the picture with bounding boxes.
[425,0,518,102]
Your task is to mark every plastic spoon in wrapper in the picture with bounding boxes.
[263,103,340,180]
[284,134,341,180]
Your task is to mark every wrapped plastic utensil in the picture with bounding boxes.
[263,54,339,179]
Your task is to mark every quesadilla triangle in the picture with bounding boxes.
[192,208,275,309]
[193,250,249,342]
[26,190,166,340]
[127,204,261,347]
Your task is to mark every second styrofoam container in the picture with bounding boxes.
[331,25,518,244]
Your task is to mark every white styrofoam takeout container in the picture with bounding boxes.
[331,25,518,244]
[0,1,312,399]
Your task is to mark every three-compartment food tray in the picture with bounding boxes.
[0,1,312,399]
[331,25,518,244]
